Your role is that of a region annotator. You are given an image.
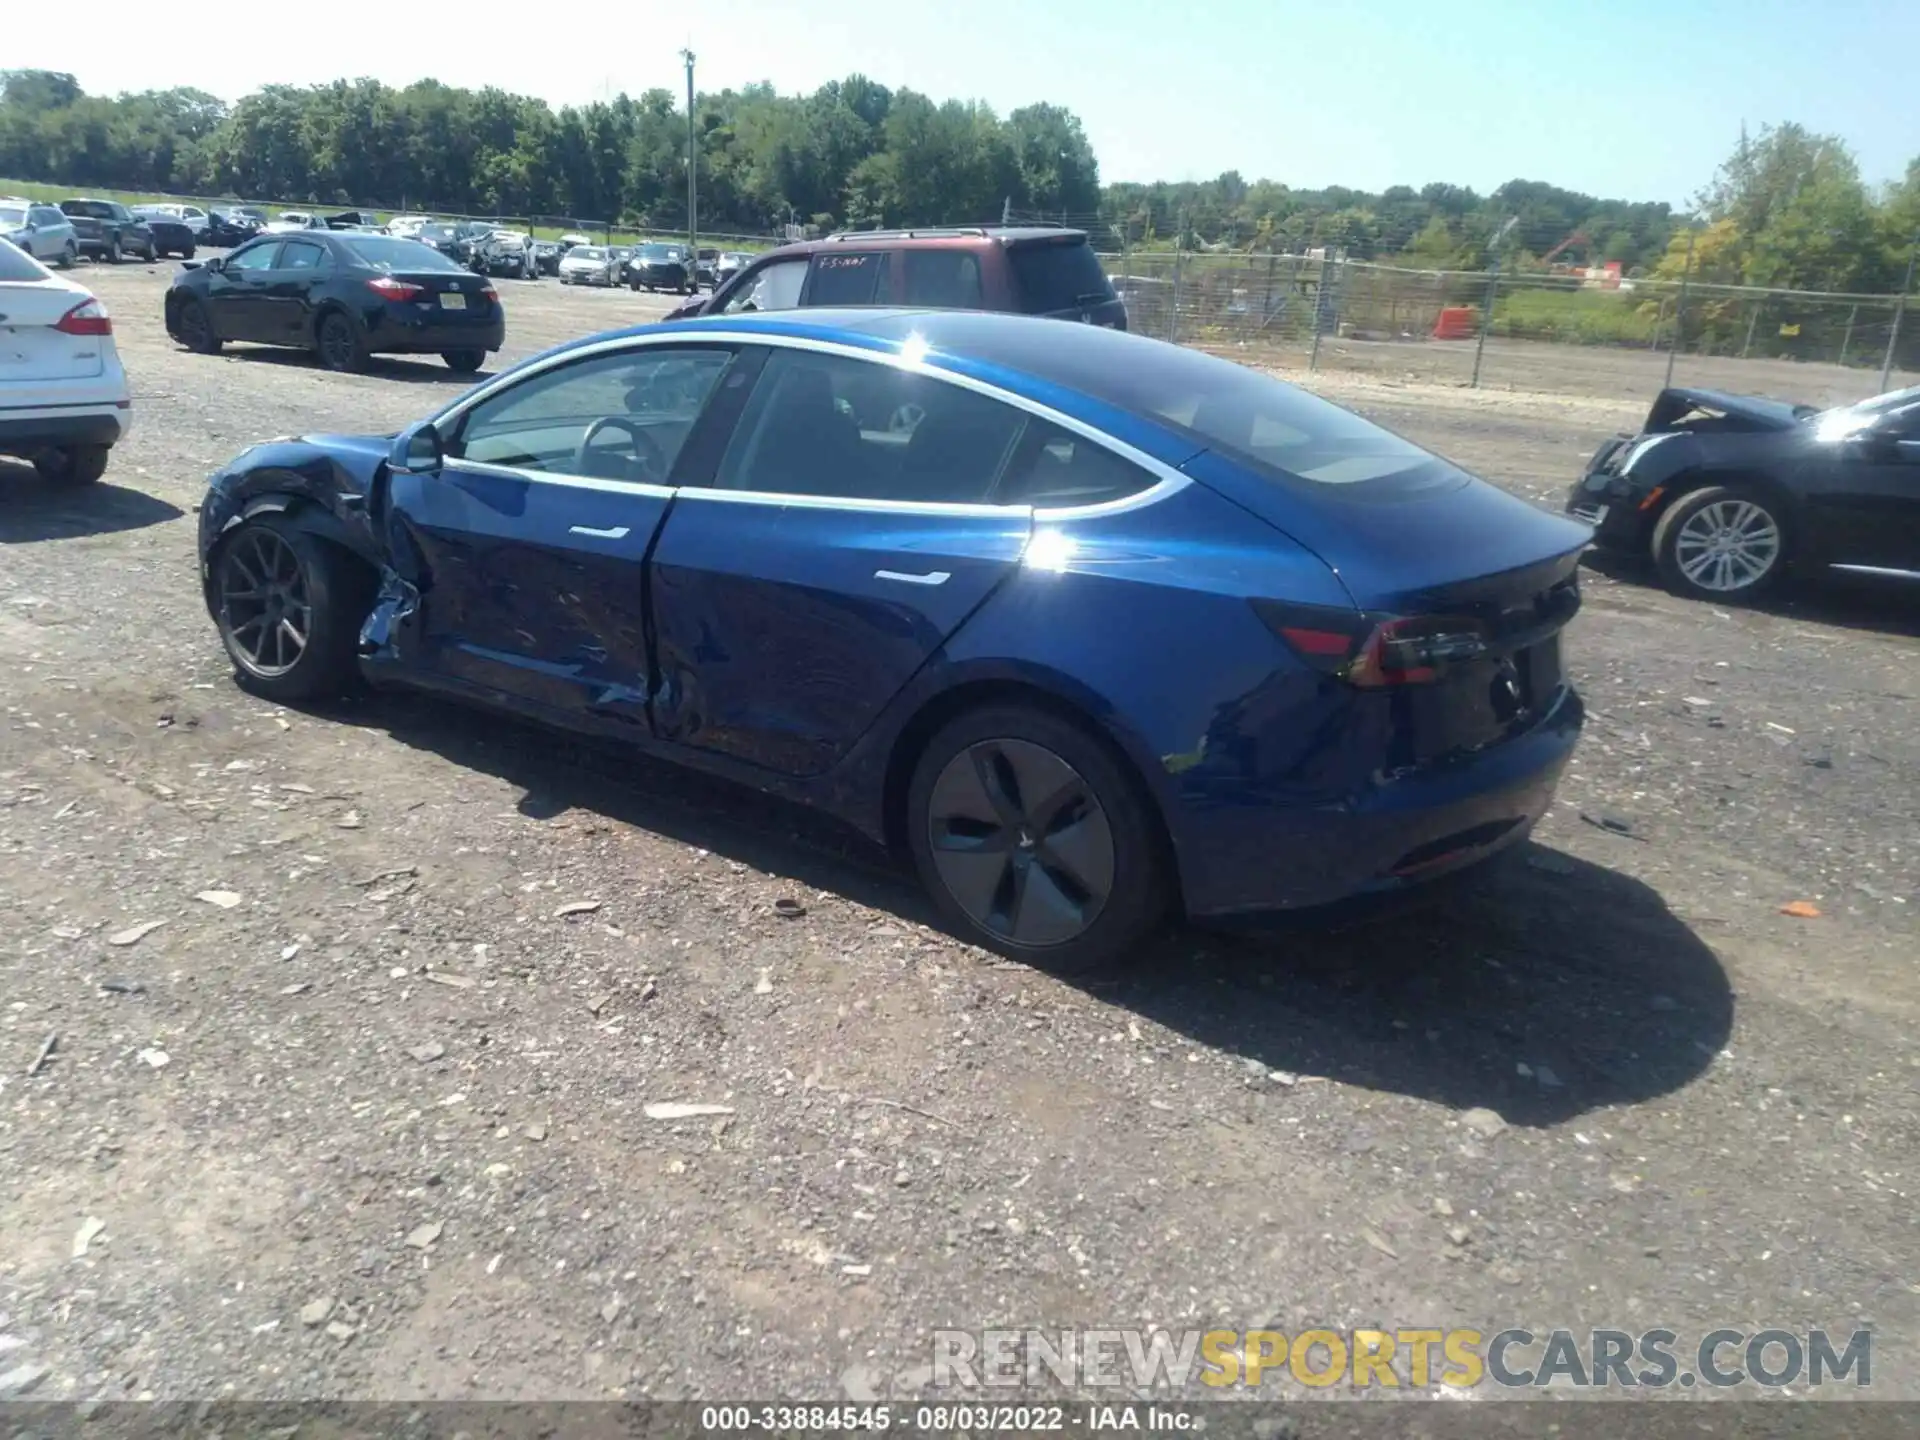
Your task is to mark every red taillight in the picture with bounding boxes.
[1252,600,1487,688]
[56,298,112,335]
[367,276,424,302]
[479,285,498,302]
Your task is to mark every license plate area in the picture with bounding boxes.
[440,293,466,310]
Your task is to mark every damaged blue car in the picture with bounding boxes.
[198,309,1589,971]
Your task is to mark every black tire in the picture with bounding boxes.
[107,234,123,264]
[57,242,77,269]
[1652,484,1790,603]
[182,244,196,260]
[315,310,368,373]
[33,445,111,486]
[442,348,486,373]
[209,515,372,702]
[906,702,1170,974]
[175,297,221,354]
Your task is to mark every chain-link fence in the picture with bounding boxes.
[1105,249,1919,407]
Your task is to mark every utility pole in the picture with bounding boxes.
[1880,233,1918,394]
[681,49,697,261]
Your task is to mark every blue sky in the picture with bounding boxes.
[13,0,1918,205]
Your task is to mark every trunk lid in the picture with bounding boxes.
[1186,448,1588,760]
[0,279,106,382]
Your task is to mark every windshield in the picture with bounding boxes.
[641,244,680,260]
[341,235,464,273]
[570,247,606,261]
[417,224,454,241]
[0,205,26,227]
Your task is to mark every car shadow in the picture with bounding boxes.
[1581,547,1920,639]
[0,464,186,543]
[215,346,491,386]
[317,685,1729,1127]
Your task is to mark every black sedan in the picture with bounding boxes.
[207,209,264,247]
[1568,384,1920,601]
[164,231,505,374]
[628,242,693,293]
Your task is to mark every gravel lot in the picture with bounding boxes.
[2,261,1916,1407]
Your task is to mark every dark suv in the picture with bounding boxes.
[665,226,1127,329]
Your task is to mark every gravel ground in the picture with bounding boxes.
[1,262,1916,1406]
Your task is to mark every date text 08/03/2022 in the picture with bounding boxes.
[698,1405,1194,1433]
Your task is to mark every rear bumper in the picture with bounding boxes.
[0,403,128,456]
[1178,686,1584,918]
[361,305,505,355]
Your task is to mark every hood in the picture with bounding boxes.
[1644,387,1814,434]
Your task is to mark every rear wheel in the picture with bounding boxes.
[181,243,196,260]
[210,516,371,702]
[57,241,77,269]
[106,234,123,264]
[442,348,486,373]
[1653,485,1789,602]
[175,297,221,354]
[906,703,1169,974]
[315,311,367,373]
[33,445,110,486]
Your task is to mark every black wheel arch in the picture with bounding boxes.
[879,677,1184,916]
[207,490,381,592]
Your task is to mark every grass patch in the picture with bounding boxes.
[1490,287,1658,346]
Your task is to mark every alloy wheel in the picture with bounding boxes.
[319,317,357,370]
[925,738,1116,948]
[1673,499,1781,593]
[218,528,313,677]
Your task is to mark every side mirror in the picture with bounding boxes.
[389,421,444,476]
[202,255,224,273]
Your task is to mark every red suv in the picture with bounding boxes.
[665,226,1128,329]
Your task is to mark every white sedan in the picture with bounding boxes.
[557,244,622,286]
[0,238,131,486]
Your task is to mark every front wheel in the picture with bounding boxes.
[33,445,110,486]
[906,703,1170,974]
[1652,485,1789,602]
[210,516,371,702]
[315,311,368,373]
[442,348,486,373]
[174,296,221,354]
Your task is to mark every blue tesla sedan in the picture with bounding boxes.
[197,309,1590,971]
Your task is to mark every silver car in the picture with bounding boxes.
[0,199,79,267]
[557,244,622,286]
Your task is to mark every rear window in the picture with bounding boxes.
[1035,340,1445,492]
[0,205,26,227]
[1006,238,1114,314]
[0,237,49,281]
[62,201,114,220]
[342,235,463,273]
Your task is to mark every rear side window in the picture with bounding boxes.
[1007,239,1114,314]
[279,241,326,270]
[904,251,984,308]
[807,251,890,306]
[718,256,807,314]
[997,422,1157,509]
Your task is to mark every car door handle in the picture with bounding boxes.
[875,569,951,586]
[569,524,630,540]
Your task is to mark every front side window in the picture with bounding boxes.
[718,257,807,314]
[448,346,734,483]
[226,242,282,272]
[807,251,890,306]
[716,349,1027,505]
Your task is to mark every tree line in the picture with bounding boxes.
[3,71,1915,294]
